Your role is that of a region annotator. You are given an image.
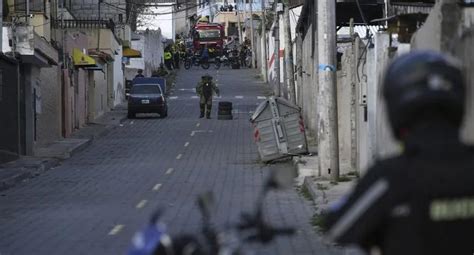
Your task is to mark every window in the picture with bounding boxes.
[131,85,162,95]
[198,30,221,40]
[15,0,45,13]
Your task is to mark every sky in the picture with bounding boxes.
[137,6,173,39]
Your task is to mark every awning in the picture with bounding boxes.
[84,62,105,71]
[72,48,97,67]
[123,47,142,58]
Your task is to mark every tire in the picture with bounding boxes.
[201,61,210,69]
[218,109,232,115]
[160,107,168,118]
[217,114,233,120]
[127,111,135,119]
[184,59,191,69]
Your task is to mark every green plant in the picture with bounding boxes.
[311,213,325,230]
[338,175,352,182]
[347,171,360,177]
[316,183,328,190]
[299,185,313,201]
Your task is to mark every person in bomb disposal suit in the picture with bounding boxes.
[195,74,219,119]
[323,51,474,255]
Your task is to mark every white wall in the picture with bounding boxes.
[113,47,125,106]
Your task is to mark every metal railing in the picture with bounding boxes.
[52,19,116,34]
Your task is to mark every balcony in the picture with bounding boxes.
[6,26,58,67]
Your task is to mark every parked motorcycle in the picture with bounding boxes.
[128,169,295,255]
[184,55,210,70]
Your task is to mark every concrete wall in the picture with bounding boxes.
[126,30,164,80]
[63,31,91,136]
[90,68,109,120]
[128,37,146,76]
[337,43,357,174]
[113,48,125,106]
[300,24,318,140]
[35,65,62,147]
[359,32,400,171]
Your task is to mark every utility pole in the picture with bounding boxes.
[185,0,189,35]
[237,3,243,43]
[274,1,281,96]
[249,0,255,68]
[283,1,295,103]
[242,0,247,42]
[317,0,339,181]
[261,0,268,82]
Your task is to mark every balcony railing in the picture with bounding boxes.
[52,19,116,34]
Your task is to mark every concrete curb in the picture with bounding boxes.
[0,158,60,191]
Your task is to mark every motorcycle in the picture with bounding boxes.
[184,55,210,70]
[244,50,252,68]
[215,55,231,70]
[128,168,295,255]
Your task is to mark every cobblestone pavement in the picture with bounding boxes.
[0,68,344,255]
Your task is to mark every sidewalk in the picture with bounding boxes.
[293,143,358,214]
[0,104,127,191]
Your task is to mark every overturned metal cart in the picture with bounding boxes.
[250,97,308,162]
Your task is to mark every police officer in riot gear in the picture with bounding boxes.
[323,51,474,255]
[196,74,219,119]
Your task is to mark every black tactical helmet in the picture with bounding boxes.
[383,50,465,139]
[201,74,212,80]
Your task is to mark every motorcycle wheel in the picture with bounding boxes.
[201,62,210,69]
[184,59,191,70]
[245,57,252,68]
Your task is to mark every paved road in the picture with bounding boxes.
[0,68,343,255]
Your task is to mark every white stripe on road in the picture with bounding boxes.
[191,131,195,136]
[169,96,178,100]
[257,96,266,100]
[191,96,199,99]
[196,123,200,127]
[176,154,182,160]
[166,168,175,174]
[327,179,389,241]
[235,96,244,99]
[108,225,124,236]
[153,183,162,191]
[184,142,190,147]
[136,200,148,209]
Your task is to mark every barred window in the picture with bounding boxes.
[14,0,45,13]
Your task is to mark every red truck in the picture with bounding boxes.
[192,21,225,56]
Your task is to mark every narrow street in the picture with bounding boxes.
[0,68,340,255]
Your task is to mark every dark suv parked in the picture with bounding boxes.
[128,83,168,118]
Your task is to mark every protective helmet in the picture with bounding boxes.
[201,74,212,80]
[383,50,465,139]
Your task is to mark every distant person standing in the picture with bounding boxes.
[200,45,209,63]
[195,74,219,119]
[164,47,173,70]
[173,48,180,69]
[135,69,145,78]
